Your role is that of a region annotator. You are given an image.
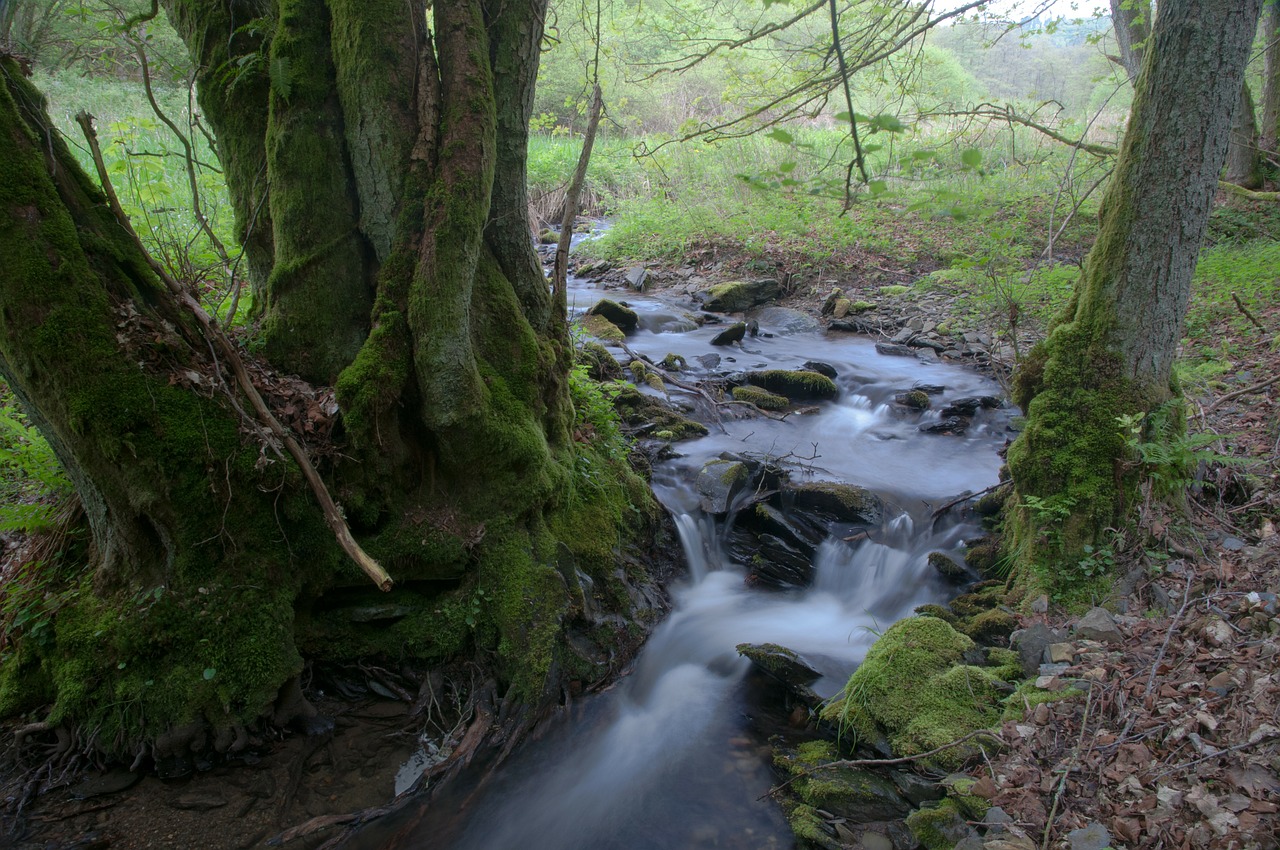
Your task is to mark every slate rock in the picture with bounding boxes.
[920,416,969,435]
[699,279,780,312]
[801,360,839,378]
[586,298,638,332]
[1073,607,1123,644]
[1010,623,1068,677]
[710,322,747,346]
[736,642,821,689]
[696,459,750,514]
[875,342,916,357]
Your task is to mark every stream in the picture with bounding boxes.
[348,268,1012,849]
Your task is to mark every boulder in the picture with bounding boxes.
[710,322,747,346]
[894,390,931,410]
[783,480,884,526]
[625,266,649,291]
[699,279,780,312]
[586,298,638,332]
[755,533,815,587]
[736,642,821,690]
[745,369,838,400]
[801,360,838,378]
[1010,623,1068,677]
[928,552,968,582]
[696,459,750,514]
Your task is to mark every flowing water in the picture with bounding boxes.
[351,272,1012,849]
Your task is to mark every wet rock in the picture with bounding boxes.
[577,340,623,381]
[743,501,825,556]
[745,369,838,400]
[894,390,931,410]
[909,337,947,352]
[875,342,916,357]
[579,313,625,342]
[710,322,747,346]
[890,327,916,344]
[907,799,981,849]
[920,416,969,435]
[915,383,946,395]
[695,353,721,370]
[586,298,638,332]
[782,480,884,526]
[1010,623,1068,677]
[754,533,815,587]
[941,396,1004,417]
[1073,607,1123,644]
[736,642,821,690]
[696,459,750,514]
[821,287,844,315]
[801,360,838,378]
[778,743,913,824]
[699,279,780,312]
[929,552,968,582]
[890,771,946,806]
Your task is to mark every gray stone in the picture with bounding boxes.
[889,771,945,806]
[696,459,750,514]
[1010,623,1067,677]
[752,306,819,335]
[1073,607,1124,644]
[699,279,780,312]
[71,769,142,800]
[875,342,916,357]
[625,266,649,291]
[782,480,884,526]
[920,416,969,435]
[1222,536,1245,551]
[801,360,839,378]
[891,327,916,344]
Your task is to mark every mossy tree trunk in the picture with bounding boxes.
[0,0,658,755]
[1008,0,1263,600]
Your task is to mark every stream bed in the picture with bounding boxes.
[348,272,1013,849]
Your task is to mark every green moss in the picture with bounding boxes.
[746,370,838,400]
[822,617,1003,768]
[578,313,625,343]
[732,385,790,410]
[784,803,833,845]
[963,608,1017,644]
[905,798,969,850]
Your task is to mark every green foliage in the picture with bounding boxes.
[568,361,631,468]
[1117,403,1249,498]
[0,392,72,534]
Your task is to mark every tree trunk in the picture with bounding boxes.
[1110,0,1150,84]
[1261,1,1280,156]
[1226,82,1264,189]
[1008,0,1263,601]
[0,0,661,755]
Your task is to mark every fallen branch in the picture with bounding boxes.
[1041,684,1096,850]
[931,482,1004,519]
[1219,180,1280,201]
[1207,373,1280,413]
[759,729,1001,800]
[75,112,393,592]
[1231,292,1267,331]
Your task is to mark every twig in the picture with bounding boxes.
[75,112,394,592]
[1143,569,1195,702]
[759,729,1000,800]
[1207,373,1280,413]
[1231,292,1267,331]
[1151,730,1280,779]
[931,482,1003,519]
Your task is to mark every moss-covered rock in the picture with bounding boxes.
[577,341,623,381]
[964,536,1002,575]
[586,298,639,332]
[745,370,838,400]
[696,458,750,514]
[700,279,780,312]
[775,741,912,824]
[895,390,932,410]
[578,313,624,343]
[906,798,978,850]
[783,481,883,526]
[964,608,1018,644]
[928,552,968,582]
[732,385,790,410]
[613,385,708,441]
[821,617,1005,768]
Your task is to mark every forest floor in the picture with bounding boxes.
[4,225,1279,849]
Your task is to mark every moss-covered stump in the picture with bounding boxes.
[699,279,780,312]
[820,617,1011,769]
[732,385,790,410]
[745,370,838,401]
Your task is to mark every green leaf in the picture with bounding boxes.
[778,161,797,173]
[869,114,908,133]
[868,180,888,195]
[203,668,217,680]
[765,128,794,145]
[961,148,983,168]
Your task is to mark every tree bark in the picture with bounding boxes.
[1008,0,1263,599]
[1226,82,1264,189]
[1110,0,1150,84]
[1261,1,1280,156]
[0,0,660,753]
